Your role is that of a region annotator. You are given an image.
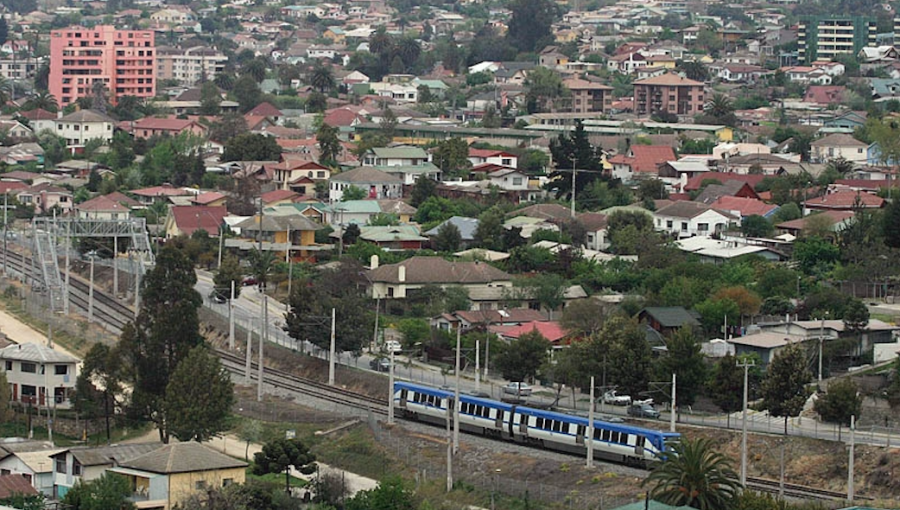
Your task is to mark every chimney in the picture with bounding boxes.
[398,265,406,283]
[370,254,379,269]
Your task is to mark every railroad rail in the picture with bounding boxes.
[746,476,871,501]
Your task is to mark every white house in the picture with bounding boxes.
[810,134,868,164]
[653,201,738,238]
[488,169,529,190]
[362,147,429,167]
[578,212,610,251]
[366,256,513,301]
[54,109,115,147]
[50,443,161,500]
[328,167,403,201]
[468,149,518,168]
[0,343,79,409]
[0,448,65,497]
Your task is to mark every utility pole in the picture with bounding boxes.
[133,261,140,318]
[388,349,395,425]
[670,373,676,432]
[257,297,266,401]
[328,308,336,386]
[113,235,118,297]
[587,375,594,468]
[3,192,7,277]
[218,223,224,268]
[229,280,235,350]
[848,415,855,503]
[453,326,461,454]
[63,219,70,316]
[570,155,577,218]
[738,357,755,487]
[819,314,826,383]
[372,294,380,351]
[88,257,94,323]
[446,397,453,492]
[475,339,480,392]
[245,322,252,380]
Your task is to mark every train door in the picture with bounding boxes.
[634,436,645,457]
[575,425,585,445]
[399,389,408,409]
[494,409,504,429]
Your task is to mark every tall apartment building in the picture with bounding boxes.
[49,26,156,108]
[633,73,705,116]
[156,46,228,87]
[798,16,876,63]
[558,77,614,114]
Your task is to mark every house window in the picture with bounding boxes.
[858,148,863,153]
[681,222,688,231]
[698,223,709,232]
[666,220,673,228]
[512,178,523,186]
[387,287,394,297]
[21,362,36,373]
[73,462,82,476]
[195,480,207,490]
[55,365,68,375]
[223,478,234,487]
[56,459,67,474]
[502,159,511,166]
[4,360,10,370]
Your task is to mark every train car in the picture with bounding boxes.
[393,381,679,466]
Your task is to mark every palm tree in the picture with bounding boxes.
[308,64,335,93]
[368,28,393,56]
[248,248,276,292]
[704,93,733,119]
[643,438,740,510]
[24,91,58,112]
[396,37,421,67]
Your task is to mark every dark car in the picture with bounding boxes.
[209,290,227,304]
[627,402,660,419]
[369,358,390,372]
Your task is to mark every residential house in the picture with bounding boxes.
[130,184,197,206]
[802,190,884,215]
[272,161,331,193]
[468,149,518,168]
[233,213,323,260]
[675,236,788,264]
[191,192,227,207]
[682,172,768,192]
[357,225,428,250]
[374,163,441,186]
[803,86,846,106]
[633,73,705,116]
[247,102,284,124]
[16,184,73,215]
[0,120,33,141]
[578,212,609,251]
[0,343,79,409]
[431,308,549,332]
[329,167,403,201]
[607,52,647,74]
[366,256,513,303]
[492,321,570,346]
[0,449,64,496]
[328,199,415,226]
[608,145,677,181]
[362,147,429,167]
[0,474,39,500]
[810,134,868,163]
[776,210,855,236]
[109,442,248,510]
[726,332,812,367]
[488,169,529,190]
[560,78,614,113]
[710,196,779,219]
[163,205,227,238]
[638,307,701,336]
[425,216,480,249]
[18,109,57,133]
[758,319,900,358]
[126,117,208,139]
[538,47,568,68]
[694,181,761,204]
[653,201,738,237]
[51,443,161,499]
[75,194,133,220]
[54,110,115,147]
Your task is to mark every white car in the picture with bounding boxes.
[603,390,632,406]
[502,382,532,397]
[384,340,402,354]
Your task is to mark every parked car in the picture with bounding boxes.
[627,402,660,419]
[241,275,258,286]
[209,290,227,304]
[384,340,402,354]
[603,390,632,406]
[369,358,390,372]
[502,382,532,397]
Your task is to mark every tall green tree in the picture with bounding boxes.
[524,66,568,114]
[883,198,900,248]
[760,343,812,434]
[117,245,203,443]
[707,354,742,427]
[432,137,471,178]
[165,345,234,442]
[232,75,262,112]
[309,63,335,93]
[63,473,135,510]
[0,370,12,424]
[644,438,740,510]
[506,0,557,52]
[434,222,462,252]
[493,329,550,382]
[654,327,707,407]
[222,133,282,162]
[199,81,222,115]
[473,207,505,250]
[74,343,125,443]
[814,378,862,426]
[604,316,653,398]
[341,185,367,201]
[409,176,436,208]
[253,438,317,494]
[548,121,604,201]
[316,123,342,166]
[346,477,416,510]
[213,255,243,299]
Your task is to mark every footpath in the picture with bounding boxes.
[0,308,78,360]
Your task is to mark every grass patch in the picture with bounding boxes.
[871,313,897,324]
[245,462,307,488]
[310,424,400,480]
[0,418,152,447]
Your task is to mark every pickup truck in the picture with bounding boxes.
[603,390,632,406]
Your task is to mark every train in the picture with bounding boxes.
[393,381,680,466]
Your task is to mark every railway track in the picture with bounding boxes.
[216,348,388,416]
[746,476,871,501]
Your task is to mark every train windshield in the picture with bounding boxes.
[663,437,681,456]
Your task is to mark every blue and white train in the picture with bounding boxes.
[394,381,680,466]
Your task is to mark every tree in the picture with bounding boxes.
[23,91,58,112]
[237,419,262,461]
[432,137,471,178]
[346,477,415,510]
[741,215,774,237]
[524,66,568,113]
[493,330,550,382]
[213,255,243,299]
[773,202,802,224]
[644,438,740,510]
[482,105,501,128]
[74,343,124,443]
[842,298,870,332]
[506,0,557,52]
[341,185,367,201]
[637,179,669,200]
[654,328,707,407]
[380,107,398,139]
[253,438,317,495]
[708,354,743,425]
[241,58,268,83]
[883,197,900,248]
[604,316,653,397]
[560,298,608,337]
[164,345,234,442]
[247,248,276,291]
[702,93,735,126]
[117,245,203,443]
[63,473,135,510]
[760,343,812,434]
[793,236,840,276]
[548,121,605,201]
[209,112,248,142]
[222,133,282,162]
[309,63,335,93]
[410,176,436,208]
[473,207,504,250]
[316,123,342,166]
[199,81,222,115]
[232,75,262,113]
[0,19,7,46]
[814,378,861,426]
[434,222,462,252]
[305,91,327,113]
[514,274,567,319]
[342,223,361,245]
[677,60,709,82]
[712,286,761,317]
[0,370,12,424]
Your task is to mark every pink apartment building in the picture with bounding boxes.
[50,26,156,108]
[633,73,705,116]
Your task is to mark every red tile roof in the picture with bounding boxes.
[248,102,283,117]
[683,172,768,191]
[0,474,38,499]
[77,194,131,212]
[261,189,300,204]
[711,196,778,217]
[802,86,846,105]
[833,179,896,191]
[243,114,271,130]
[170,205,227,237]
[630,145,677,173]
[469,148,516,159]
[0,181,27,194]
[19,108,56,121]
[804,190,884,209]
[131,184,194,198]
[322,108,365,127]
[777,210,855,231]
[128,117,206,133]
[191,192,226,205]
[492,321,568,343]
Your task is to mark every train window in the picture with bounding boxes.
[593,428,602,440]
[535,417,543,429]
[554,421,563,433]
[611,432,620,444]
[481,407,490,418]
[602,429,611,442]
[636,436,645,449]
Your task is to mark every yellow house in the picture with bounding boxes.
[234,213,323,261]
[644,55,677,69]
[323,28,346,44]
[110,442,247,510]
